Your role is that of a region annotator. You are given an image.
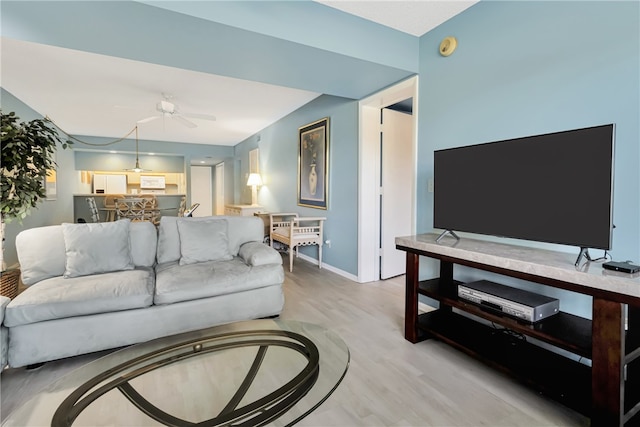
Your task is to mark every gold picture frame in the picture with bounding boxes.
[298,118,329,209]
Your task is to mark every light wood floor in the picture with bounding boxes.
[1,256,589,426]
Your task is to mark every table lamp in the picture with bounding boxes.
[247,173,262,206]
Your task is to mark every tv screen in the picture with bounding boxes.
[433,124,615,250]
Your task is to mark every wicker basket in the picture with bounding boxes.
[0,269,20,299]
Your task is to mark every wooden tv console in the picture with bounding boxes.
[396,233,640,427]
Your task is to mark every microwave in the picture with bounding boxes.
[140,175,166,189]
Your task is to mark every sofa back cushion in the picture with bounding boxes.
[129,221,158,267]
[156,216,263,264]
[62,220,135,278]
[16,221,157,286]
[176,218,233,265]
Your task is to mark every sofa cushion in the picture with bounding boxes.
[177,218,233,265]
[62,220,134,278]
[16,225,67,285]
[129,221,158,267]
[154,258,284,305]
[238,242,283,266]
[157,216,263,264]
[3,268,155,327]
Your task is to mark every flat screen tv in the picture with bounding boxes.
[433,124,615,262]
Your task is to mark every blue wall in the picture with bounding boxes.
[235,95,359,275]
[417,1,639,317]
[142,0,418,73]
[2,1,415,100]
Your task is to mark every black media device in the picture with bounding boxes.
[603,261,640,274]
[434,124,615,265]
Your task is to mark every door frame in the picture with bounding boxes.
[357,76,418,283]
[215,162,225,215]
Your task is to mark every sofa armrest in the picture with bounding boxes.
[0,296,10,325]
[0,296,9,369]
[238,242,283,267]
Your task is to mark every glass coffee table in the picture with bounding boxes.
[2,320,349,426]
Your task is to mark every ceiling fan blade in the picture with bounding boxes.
[137,116,159,124]
[173,115,197,128]
[183,112,217,122]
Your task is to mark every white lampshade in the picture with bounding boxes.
[246,173,262,187]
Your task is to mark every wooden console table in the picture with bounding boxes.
[396,233,640,427]
[224,204,263,217]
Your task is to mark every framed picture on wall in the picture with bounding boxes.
[298,117,329,209]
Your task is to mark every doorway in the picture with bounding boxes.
[358,76,418,282]
[380,107,414,279]
[190,165,213,217]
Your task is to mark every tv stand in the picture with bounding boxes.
[396,233,640,427]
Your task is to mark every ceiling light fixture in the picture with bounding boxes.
[124,125,151,173]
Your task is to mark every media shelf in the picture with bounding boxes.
[416,309,591,416]
[417,278,592,358]
[396,233,640,427]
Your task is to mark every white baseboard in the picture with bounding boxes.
[296,253,359,282]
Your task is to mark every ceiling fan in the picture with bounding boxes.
[137,94,216,128]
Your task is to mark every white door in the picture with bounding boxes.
[215,163,225,215]
[190,166,212,217]
[380,108,413,279]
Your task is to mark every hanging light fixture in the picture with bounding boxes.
[125,125,151,172]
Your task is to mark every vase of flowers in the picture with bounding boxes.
[309,163,317,196]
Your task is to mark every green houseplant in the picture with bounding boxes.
[0,110,70,294]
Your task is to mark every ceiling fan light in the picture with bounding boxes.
[159,100,174,113]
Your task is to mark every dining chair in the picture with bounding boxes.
[103,194,124,222]
[138,195,159,225]
[115,198,146,222]
[86,197,101,223]
[269,213,326,272]
[178,196,187,217]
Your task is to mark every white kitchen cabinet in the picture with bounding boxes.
[93,174,127,194]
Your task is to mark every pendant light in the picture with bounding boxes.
[125,125,150,172]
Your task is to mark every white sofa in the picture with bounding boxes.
[2,216,284,368]
[0,296,9,368]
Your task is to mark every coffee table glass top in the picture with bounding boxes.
[3,320,349,426]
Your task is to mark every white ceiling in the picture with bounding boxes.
[1,38,320,147]
[318,1,477,37]
[1,1,477,163]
